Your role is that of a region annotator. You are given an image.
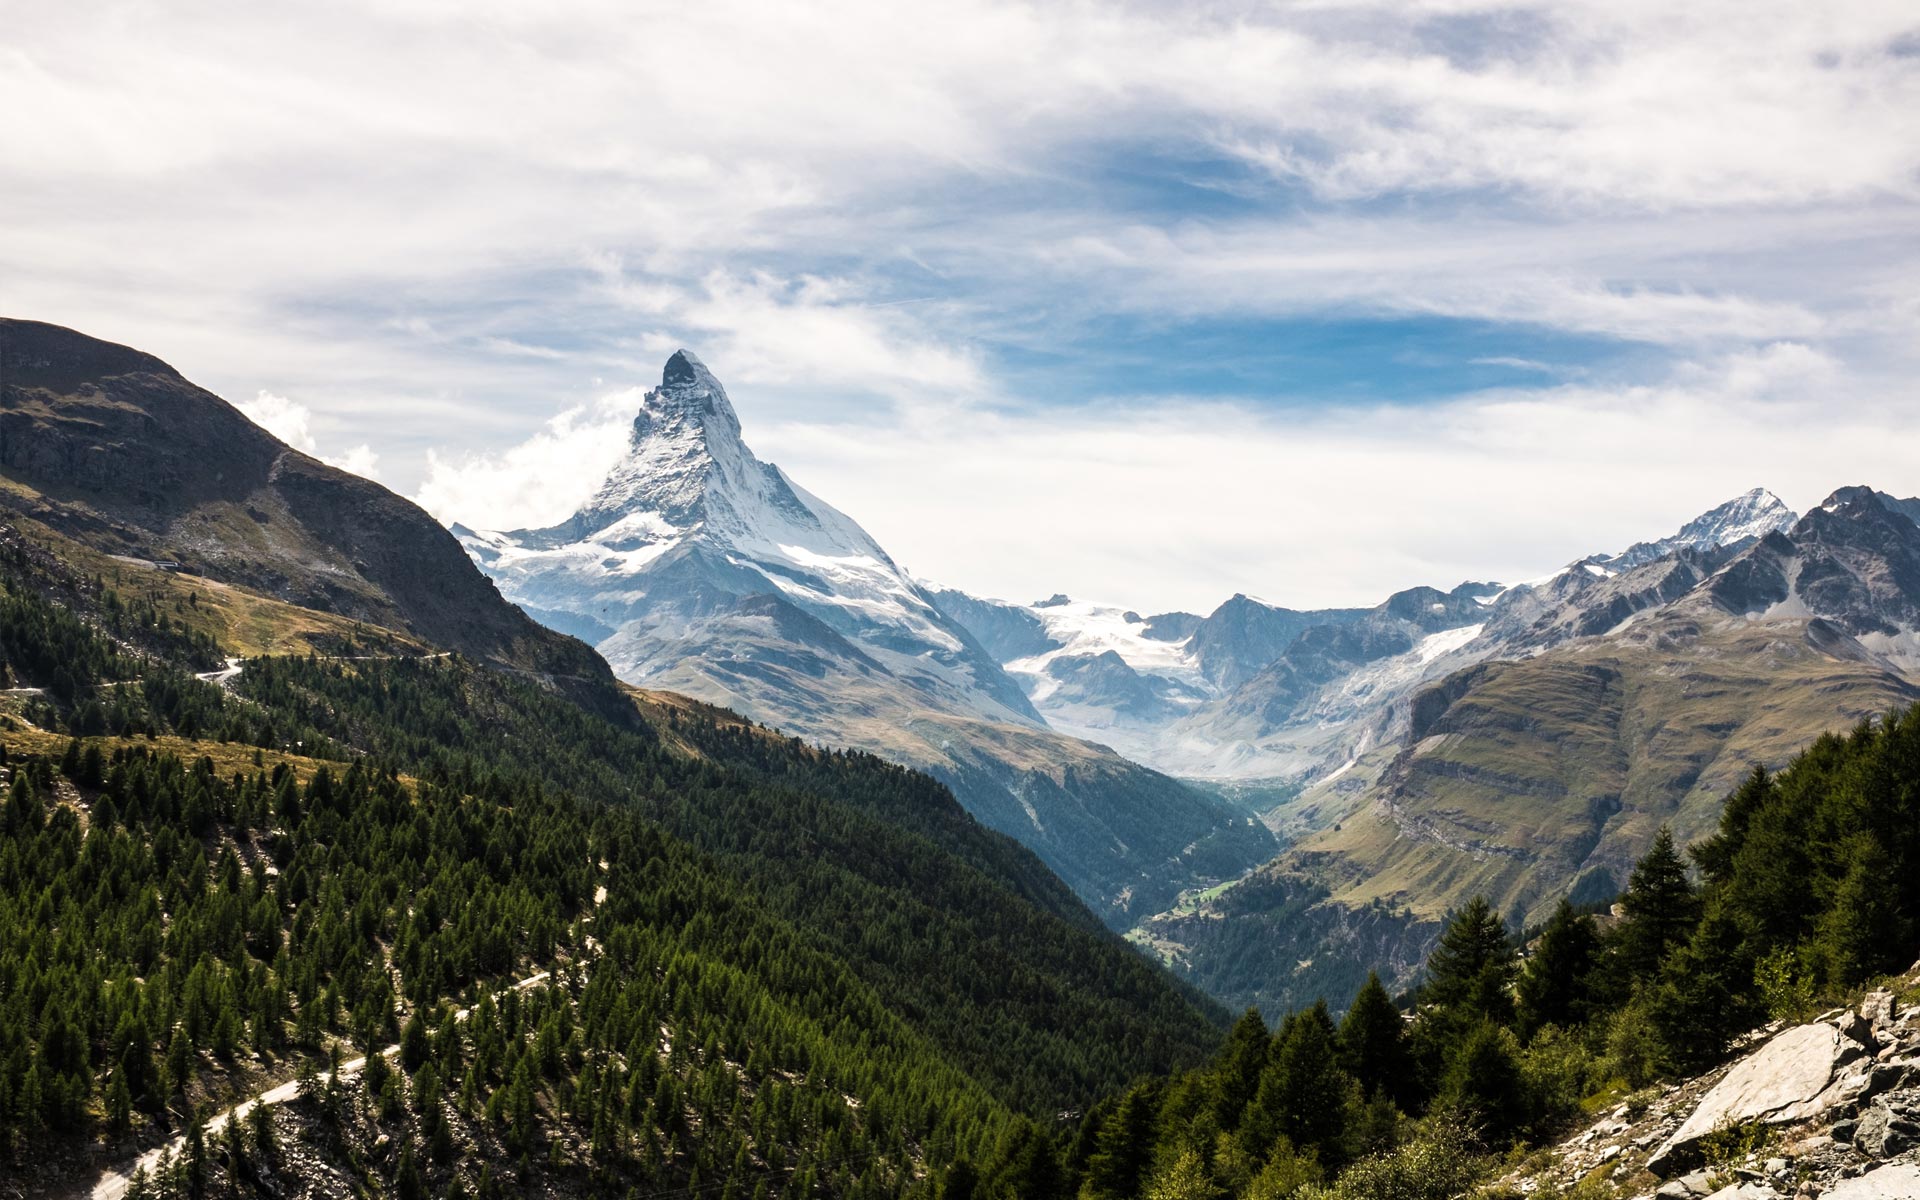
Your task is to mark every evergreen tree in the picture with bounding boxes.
[1515,900,1600,1039]
[1338,973,1407,1106]
[1242,1001,1352,1166]
[1439,1022,1528,1141]
[400,1010,432,1073]
[1613,828,1700,982]
[981,1119,1065,1200]
[1816,833,1911,986]
[1209,1008,1270,1132]
[1647,905,1759,1072]
[1080,1080,1162,1200]
[1423,896,1516,1023]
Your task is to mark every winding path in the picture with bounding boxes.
[86,873,606,1199]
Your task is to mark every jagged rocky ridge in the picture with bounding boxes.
[938,489,1799,784]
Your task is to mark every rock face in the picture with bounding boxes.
[1822,1162,1920,1198]
[1649,1023,1865,1173]
[1497,977,1920,1199]
[1651,1021,1858,1167]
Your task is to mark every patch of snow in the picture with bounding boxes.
[1004,597,1208,689]
[1416,623,1485,664]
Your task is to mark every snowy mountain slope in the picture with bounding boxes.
[936,489,1815,789]
[1581,486,1796,573]
[458,351,1037,727]
[456,352,1275,921]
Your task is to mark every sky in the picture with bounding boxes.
[4,0,1920,612]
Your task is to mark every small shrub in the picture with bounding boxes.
[1697,1117,1773,1169]
[1521,1026,1596,1133]
[1300,1118,1487,1200]
[1753,945,1816,1023]
[1598,1002,1667,1089]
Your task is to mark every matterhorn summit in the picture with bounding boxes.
[456,352,1275,922]
[457,350,1036,723]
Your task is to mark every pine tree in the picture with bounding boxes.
[936,1159,979,1200]
[1338,973,1407,1104]
[1423,896,1517,1022]
[1817,833,1912,986]
[1241,1001,1352,1166]
[106,1076,132,1134]
[1614,827,1700,982]
[1515,900,1600,1039]
[400,1009,431,1072]
[1440,1021,1528,1140]
[1647,905,1759,1072]
[1209,1008,1269,1132]
[166,1027,194,1098]
[1080,1079,1162,1200]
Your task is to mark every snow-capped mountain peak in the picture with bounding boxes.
[1669,487,1795,553]
[539,349,891,571]
[1584,487,1797,573]
[457,351,1039,726]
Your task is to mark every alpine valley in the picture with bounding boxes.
[9,321,1920,1200]
[455,353,1920,1019]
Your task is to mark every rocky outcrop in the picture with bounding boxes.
[1648,1022,1870,1173]
[1821,1162,1920,1198]
[1497,965,1920,1200]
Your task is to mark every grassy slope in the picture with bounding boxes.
[1308,614,1920,923]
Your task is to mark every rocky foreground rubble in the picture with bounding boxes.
[1502,970,1920,1199]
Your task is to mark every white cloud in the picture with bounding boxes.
[600,269,985,400]
[414,391,641,531]
[749,344,1920,612]
[237,392,315,451]
[5,0,1918,607]
[236,390,384,480]
[328,444,383,479]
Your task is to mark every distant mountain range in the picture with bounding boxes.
[1124,486,1920,1011]
[930,488,1799,785]
[431,351,1919,1015]
[454,351,1275,924]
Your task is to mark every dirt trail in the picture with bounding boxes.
[87,865,603,1200]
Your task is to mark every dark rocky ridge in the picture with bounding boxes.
[0,318,615,697]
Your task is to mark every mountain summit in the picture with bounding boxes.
[536,349,871,560]
[463,351,1021,716]
[1585,485,1796,573]
[459,353,1276,920]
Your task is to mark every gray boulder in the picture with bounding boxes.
[1822,1162,1920,1198]
[1854,1099,1919,1158]
[1650,1021,1869,1174]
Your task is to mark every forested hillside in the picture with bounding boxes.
[0,516,1223,1198]
[959,703,1920,1200]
